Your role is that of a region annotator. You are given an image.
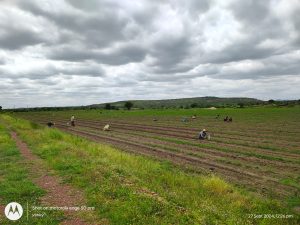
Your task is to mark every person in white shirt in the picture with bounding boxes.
[70,115,75,126]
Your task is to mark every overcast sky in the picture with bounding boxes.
[0,0,299,108]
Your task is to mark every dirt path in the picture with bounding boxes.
[0,205,5,221]
[10,131,95,225]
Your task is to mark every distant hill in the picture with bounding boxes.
[89,97,263,109]
[5,97,300,112]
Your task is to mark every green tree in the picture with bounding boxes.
[105,103,111,110]
[190,103,198,108]
[238,103,245,108]
[124,101,133,110]
[268,99,275,104]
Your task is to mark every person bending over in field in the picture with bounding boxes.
[229,117,232,122]
[70,115,75,126]
[47,121,55,127]
[182,117,189,122]
[103,124,110,131]
[224,116,228,122]
[198,129,208,140]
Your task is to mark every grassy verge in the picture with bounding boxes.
[0,122,63,225]
[2,115,299,224]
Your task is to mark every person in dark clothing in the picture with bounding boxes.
[224,116,228,122]
[229,117,233,122]
[198,129,207,140]
[47,122,55,127]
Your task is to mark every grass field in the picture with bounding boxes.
[0,122,64,224]
[1,106,300,224]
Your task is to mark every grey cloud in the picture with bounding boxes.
[0,3,59,50]
[48,44,147,65]
[99,44,147,65]
[137,73,199,83]
[0,28,45,50]
[201,43,275,64]
[18,0,130,48]
[0,0,299,108]
[0,63,105,80]
[59,64,106,77]
[47,47,94,62]
[205,53,300,80]
[148,35,193,74]
[291,8,300,46]
[201,0,288,65]
[64,0,102,11]
[173,0,211,17]
[230,0,271,24]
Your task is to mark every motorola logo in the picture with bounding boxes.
[4,202,23,221]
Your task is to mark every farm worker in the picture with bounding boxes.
[47,121,55,127]
[103,124,110,131]
[224,116,228,122]
[70,115,75,126]
[198,129,207,140]
[182,117,189,122]
[229,117,233,122]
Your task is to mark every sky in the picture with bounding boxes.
[0,0,299,108]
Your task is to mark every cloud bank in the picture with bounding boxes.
[0,0,299,108]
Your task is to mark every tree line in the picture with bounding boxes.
[1,99,300,112]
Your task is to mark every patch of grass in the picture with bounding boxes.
[30,121,40,129]
[216,158,243,167]
[46,129,63,140]
[3,115,300,224]
[203,176,231,195]
[0,123,63,225]
[280,178,300,191]
[287,196,300,209]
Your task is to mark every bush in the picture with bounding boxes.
[190,103,198,108]
[124,101,133,110]
[203,176,231,195]
[105,103,111,110]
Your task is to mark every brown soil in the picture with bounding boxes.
[68,121,300,160]
[0,205,5,220]
[56,125,297,198]
[44,119,300,169]
[21,117,300,198]
[10,132,95,225]
[77,119,300,141]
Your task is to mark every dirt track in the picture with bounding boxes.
[11,131,94,225]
